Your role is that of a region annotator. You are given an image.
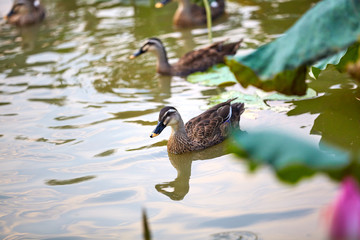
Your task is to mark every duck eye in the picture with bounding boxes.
[163,116,171,125]
[13,4,25,13]
[142,44,150,52]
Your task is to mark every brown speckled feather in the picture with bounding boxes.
[185,98,244,150]
[6,0,45,27]
[167,98,244,153]
[174,0,225,27]
[171,39,243,76]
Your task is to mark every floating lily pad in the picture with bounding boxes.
[265,88,317,101]
[208,88,317,111]
[209,91,269,110]
[187,64,237,87]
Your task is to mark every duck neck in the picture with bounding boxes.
[168,118,192,154]
[154,47,172,75]
[178,0,192,14]
[171,118,187,137]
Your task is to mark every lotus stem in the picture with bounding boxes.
[203,0,212,43]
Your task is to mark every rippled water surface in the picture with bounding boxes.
[0,0,346,239]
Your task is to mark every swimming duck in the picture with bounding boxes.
[150,98,245,154]
[130,37,242,77]
[5,0,45,27]
[155,0,225,27]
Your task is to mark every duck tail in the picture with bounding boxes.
[235,102,245,115]
[228,97,238,103]
[236,38,243,47]
[222,38,243,55]
[230,102,245,128]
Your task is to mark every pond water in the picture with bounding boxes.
[1,0,356,239]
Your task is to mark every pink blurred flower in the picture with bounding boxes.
[327,177,360,240]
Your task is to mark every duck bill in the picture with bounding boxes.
[129,49,145,59]
[150,121,167,138]
[155,0,171,8]
[5,9,15,20]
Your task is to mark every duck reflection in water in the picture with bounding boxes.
[155,136,245,201]
[156,141,227,200]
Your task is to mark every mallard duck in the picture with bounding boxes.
[5,0,45,27]
[130,37,242,77]
[150,98,245,154]
[155,0,225,27]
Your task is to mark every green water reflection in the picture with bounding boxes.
[289,66,360,155]
[46,175,96,186]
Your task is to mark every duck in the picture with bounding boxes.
[155,0,225,28]
[5,0,45,27]
[130,37,242,77]
[150,98,245,154]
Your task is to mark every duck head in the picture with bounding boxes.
[150,106,180,138]
[129,38,164,59]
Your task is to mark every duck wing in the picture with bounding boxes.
[176,0,225,27]
[189,4,207,25]
[188,0,225,24]
[172,39,242,76]
[185,99,239,148]
[229,102,245,129]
